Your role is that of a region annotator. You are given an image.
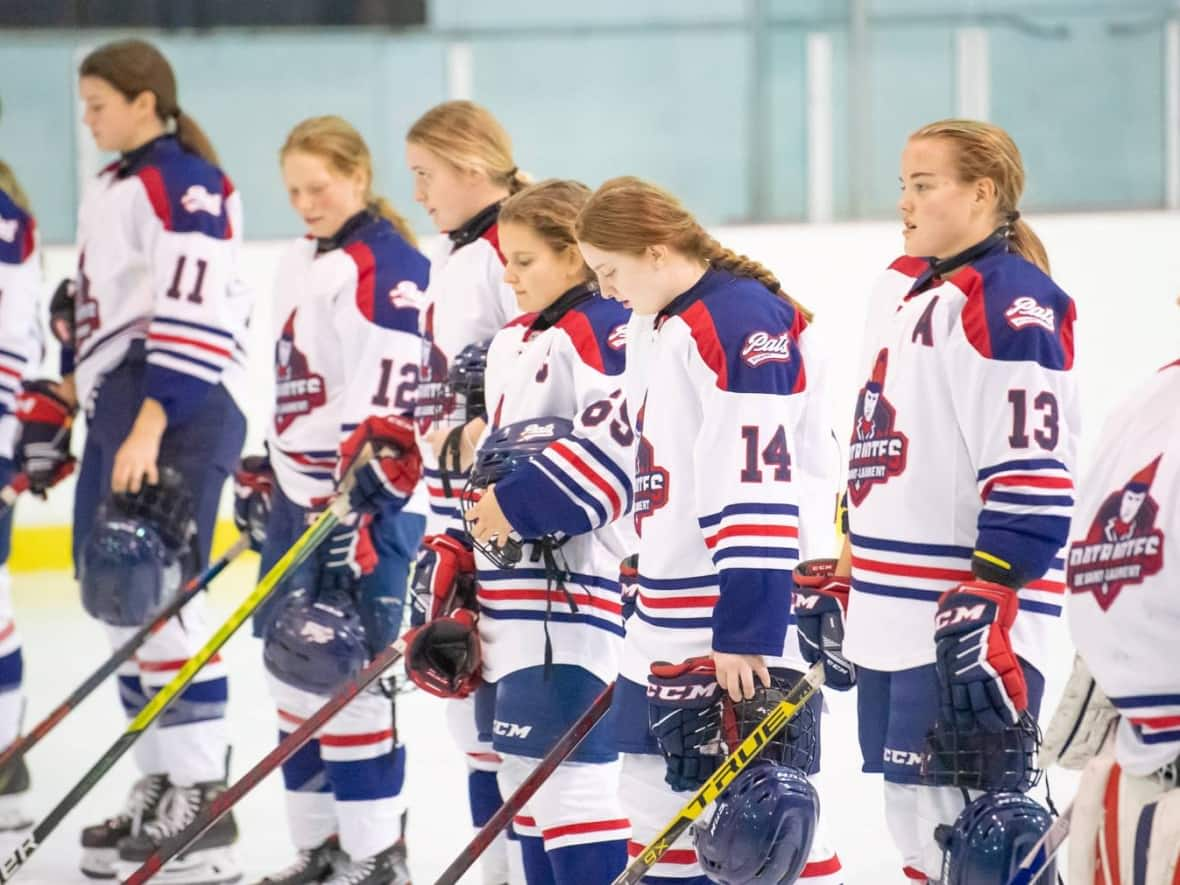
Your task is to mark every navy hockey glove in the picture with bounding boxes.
[312,516,377,591]
[792,558,855,690]
[409,534,476,627]
[233,454,274,552]
[337,415,422,515]
[648,657,726,792]
[15,379,75,497]
[49,278,77,374]
[403,608,482,698]
[934,579,1028,733]
[619,554,639,623]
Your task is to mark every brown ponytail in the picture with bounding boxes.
[80,39,220,166]
[576,176,813,321]
[910,119,1049,274]
[0,160,31,214]
[281,116,418,248]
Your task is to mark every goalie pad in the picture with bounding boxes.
[1040,654,1119,770]
[403,608,482,699]
[1069,737,1180,884]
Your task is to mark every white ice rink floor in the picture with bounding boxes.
[4,558,1078,884]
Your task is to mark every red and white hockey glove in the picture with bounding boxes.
[337,415,421,515]
[403,608,482,698]
[409,534,477,626]
[792,558,855,690]
[233,454,274,552]
[934,580,1027,733]
[15,379,75,497]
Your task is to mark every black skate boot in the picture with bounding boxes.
[0,756,31,831]
[252,835,345,884]
[80,772,170,879]
[116,780,240,884]
[323,838,410,885]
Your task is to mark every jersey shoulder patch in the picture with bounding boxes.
[134,151,235,239]
[953,252,1075,370]
[554,294,629,376]
[679,274,806,395]
[343,221,429,335]
[0,188,35,265]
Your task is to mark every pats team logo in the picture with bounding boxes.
[633,403,669,535]
[846,348,909,506]
[607,323,628,351]
[274,309,327,432]
[741,330,793,368]
[180,184,223,217]
[388,280,423,310]
[1004,296,1055,333]
[1067,456,1165,611]
[0,212,18,244]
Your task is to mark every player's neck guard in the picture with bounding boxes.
[448,201,501,247]
[316,209,375,254]
[530,282,596,333]
[913,222,1015,292]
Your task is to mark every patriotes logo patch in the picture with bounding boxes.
[847,348,908,506]
[1067,455,1165,611]
[274,309,327,433]
[633,403,668,535]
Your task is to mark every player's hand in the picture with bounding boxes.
[111,398,166,494]
[712,651,771,703]
[464,484,514,549]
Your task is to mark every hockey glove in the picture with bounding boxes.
[934,579,1027,733]
[403,608,482,698]
[409,534,477,627]
[619,554,639,623]
[15,379,75,497]
[49,278,77,374]
[648,656,726,791]
[233,454,274,552]
[1041,654,1118,769]
[337,415,421,515]
[312,517,377,591]
[792,558,855,690]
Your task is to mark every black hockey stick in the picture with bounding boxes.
[435,681,616,885]
[0,533,251,780]
[123,633,411,884]
[612,661,826,885]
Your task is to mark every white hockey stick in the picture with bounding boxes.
[1008,801,1072,885]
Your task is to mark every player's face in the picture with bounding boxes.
[79,76,153,154]
[1120,488,1146,522]
[277,339,292,366]
[282,150,367,240]
[863,388,879,418]
[501,222,587,313]
[579,243,666,314]
[898,137,995,261]
[406,142,486,233]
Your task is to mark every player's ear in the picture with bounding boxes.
[131,88,158,121]
[648,244,668,268]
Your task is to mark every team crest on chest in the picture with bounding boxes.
[274,309,327,432]
[1067,456,1165,611]
[847,348,909,506]
[633,403,668,534]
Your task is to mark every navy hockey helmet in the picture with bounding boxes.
[79,466,196,627]
[461,417,574,568]
[415,338,491,429]
[936,792,1055,885]
[923,713,1042,794]
[263,589,368,695]
[692,760,819,885]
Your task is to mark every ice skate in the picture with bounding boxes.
[80,771,170,879]
[252,835,345,884]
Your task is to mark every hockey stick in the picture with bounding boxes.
[0,460,362,882]
[122,632,411,885]
[0,532,251,780]
[435,681,616,885]
[612,661,826,885]
[1008,801,1072,885]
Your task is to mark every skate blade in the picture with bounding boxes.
[80,847,119,879]
[114,846,241,885]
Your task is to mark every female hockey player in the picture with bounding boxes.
[403,99,523,884]
[456,179,634,884]
[238,115,427,885]
[12,39,254,881]
[573,177,844,884]
[1049,357,1180,880]
[803,120,1079,881]
[0,160,46,832]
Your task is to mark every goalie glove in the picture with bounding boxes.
[1041,654,1119,769]
[792,558,855,690]
[403,608,482,698]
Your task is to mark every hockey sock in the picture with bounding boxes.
[467,768,502,827]
[517,834,557,885]
[548,839,627,885]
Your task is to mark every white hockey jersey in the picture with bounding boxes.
[474,285,636,685]
[267,212,430,508]
[415,203,518,538]
[613,268,837,688]
[72,135,252,425]
[0,188,44,460]
[843,239,1079,674]
[1066,360,1180,775]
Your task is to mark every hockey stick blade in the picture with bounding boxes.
[613,661,826,885]
[1007,801,1072,885]
[0,480,357,881]
[0,533,251,780]
[435,681,616,885]
[124,635,410,885]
